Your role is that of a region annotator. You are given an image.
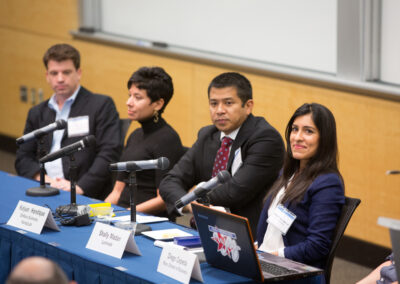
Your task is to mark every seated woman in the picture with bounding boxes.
[256,103,345,273]
[105,67,184,216]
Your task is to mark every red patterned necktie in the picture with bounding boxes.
[211,136,233,177]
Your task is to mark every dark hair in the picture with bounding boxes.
[207,72,252,105]
[43,44,80,70]
[127,66,173,114]
[267,103,343,204]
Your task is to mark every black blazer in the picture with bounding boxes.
[159,114,284,235]
[15,87,122,200]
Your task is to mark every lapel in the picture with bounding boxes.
[68,87,88,118]
[205,129,221,176]
[42,102,57,151]
[227,114,255,169]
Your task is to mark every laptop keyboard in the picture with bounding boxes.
[260,261,297,276]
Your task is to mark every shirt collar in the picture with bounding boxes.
[219,126,241,141]
[48,85,81,111]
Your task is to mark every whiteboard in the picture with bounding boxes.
[100,0,337,74]
[380,0,400,86]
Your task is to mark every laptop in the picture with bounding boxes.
[191,203,323,282]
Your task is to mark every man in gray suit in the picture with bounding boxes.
[159,72,284,235]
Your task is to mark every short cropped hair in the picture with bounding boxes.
[6,257,69,284]
[127,66,174,114]
[43,44,80,70]
[207,72,252,105]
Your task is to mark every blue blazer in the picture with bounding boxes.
[256,173,345,269]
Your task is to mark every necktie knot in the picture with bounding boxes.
[222,136,233,147]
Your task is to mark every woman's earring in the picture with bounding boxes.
[153,110,159,123]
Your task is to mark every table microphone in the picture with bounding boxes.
[175,170,231,209]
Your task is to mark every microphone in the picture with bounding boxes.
[16,119,67,145]
[175,170,231,209]
[39,135,96,163]
[109,157,170,171]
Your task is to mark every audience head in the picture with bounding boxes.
[6,256,71,284]
[207,72,254,134]
[43,44,80,70]
[126,66,173,117]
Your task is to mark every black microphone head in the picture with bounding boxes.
[83,135,96,148]
[216,170,231,183]
[56,119,67,130]
[157,157,170,170]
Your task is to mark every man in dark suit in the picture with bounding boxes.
[15,44,121,200]
[159,72,284,235]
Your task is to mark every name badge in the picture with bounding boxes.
[86,222,141,259]
[68,116,89,137]
[157,244,203,284]
[7,200,60,234]
[267,204,296,235]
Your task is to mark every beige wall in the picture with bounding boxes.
[1,0,399,247]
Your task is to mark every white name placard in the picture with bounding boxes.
[86,222,141,259]
[157,244,203,284]
[7,200,60,234]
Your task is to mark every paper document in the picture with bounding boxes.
[112,214,168,224]
[142,228,192,240]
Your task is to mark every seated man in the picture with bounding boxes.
[159,72,284,235]
[15,44,121,200]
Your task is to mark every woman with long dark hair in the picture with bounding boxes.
[256,103,345,272]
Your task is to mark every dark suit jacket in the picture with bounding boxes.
[256,173,345,269]
[159,114,284,235]
[15,87,122,200]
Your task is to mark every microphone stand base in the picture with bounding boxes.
[114,221,152,235]
[26,186,59,197]
[56,203,79,216]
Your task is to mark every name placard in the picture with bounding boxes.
[157,244,203,284]
[7,200,60,234]
[86,222,141,258]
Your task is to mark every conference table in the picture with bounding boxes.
[0,171,321,283]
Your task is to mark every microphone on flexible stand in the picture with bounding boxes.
[111,157,170,235]
[175,170,231,209]
[17,119,67,145]
[109,157,170,171]
[22,119,68,197]
[40,135,96,216]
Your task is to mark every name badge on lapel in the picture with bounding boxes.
[68,116,89,137]
[267,204,296,235]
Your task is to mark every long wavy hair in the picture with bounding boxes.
[266,103,344,204]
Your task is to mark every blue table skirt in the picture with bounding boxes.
[0,171,321,283]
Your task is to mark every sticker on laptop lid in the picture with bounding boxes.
[209,225,241,263]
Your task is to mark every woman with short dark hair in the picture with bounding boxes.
[105,67,184,216]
